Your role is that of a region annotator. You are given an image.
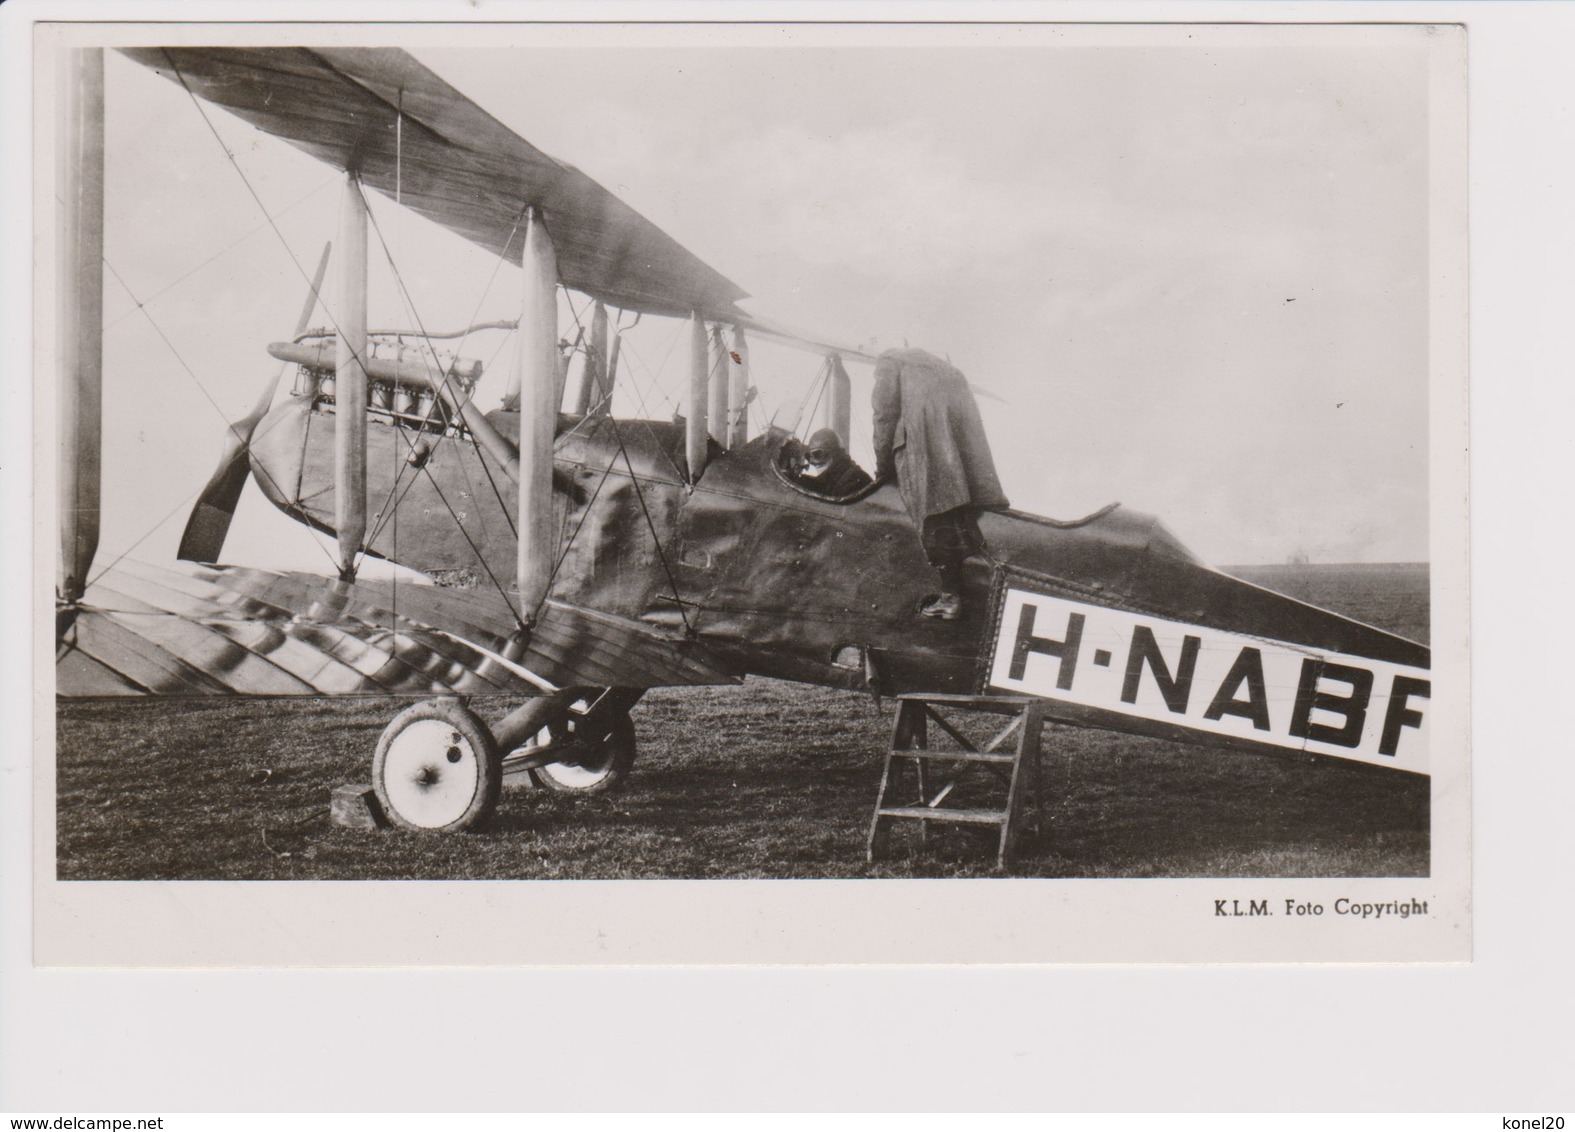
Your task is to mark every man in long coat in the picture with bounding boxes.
[872,348,1009,619]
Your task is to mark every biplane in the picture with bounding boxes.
[53,46,1431,836]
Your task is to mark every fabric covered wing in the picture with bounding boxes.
[118,46,749,321]
[56,561,740,698]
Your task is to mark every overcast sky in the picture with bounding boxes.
[90,24,1438,573]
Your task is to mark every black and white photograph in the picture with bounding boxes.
[19,0,1575,1118]
[35,19,1467,966]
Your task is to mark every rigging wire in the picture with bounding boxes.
[549,288,630,452]
[102,172,339,333]
[363,450,432,550]
[95,240,339,579]
[353,192,527,629]
[555,298,692,632]
[408,458,529,633]
[602,413,694,636]
[253,180,523,574]
[162,51,408,582]
[158,51,697,637]
[468,434,519,541]
[613,331,678,418]
[565,306,688,483]
[368,217,494,552]
[163,53,364,372]
[749,394,771,436]
[352,293,521,631]
[148,52,530,637]
[605,323,700,485]
[542,449,617,594]
[360,187,522,526]
[432,201,535,550]
[169,83,513,621]
[798,356,833,438]
[82,480,213,591]
[390,203,532,543]
[560,298,665,436]
[98,256,343,579]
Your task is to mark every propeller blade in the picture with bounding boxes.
[176,241,331,563]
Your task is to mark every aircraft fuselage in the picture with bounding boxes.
[247,395,1432,770]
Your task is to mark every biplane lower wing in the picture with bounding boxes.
[55,560,741,698]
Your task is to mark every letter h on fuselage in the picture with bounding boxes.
[1009,602,1084,690]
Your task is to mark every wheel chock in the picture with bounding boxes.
[330,783,386,830]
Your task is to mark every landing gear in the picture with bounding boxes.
[496,688,643,796]
[528,710,638,794]
[368,689,643,832]
[371,698,502,832]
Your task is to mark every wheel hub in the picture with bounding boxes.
[380,719,482,828]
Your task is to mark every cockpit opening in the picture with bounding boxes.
[770,429,880,505]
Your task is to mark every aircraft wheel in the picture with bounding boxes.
[372,699,501,832]
[529,711,638,795]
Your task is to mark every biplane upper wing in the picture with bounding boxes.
[56,560,740,698]
[733,314,880,365]
[119,47,751,321]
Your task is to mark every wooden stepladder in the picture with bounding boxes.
[867,693,1045,869]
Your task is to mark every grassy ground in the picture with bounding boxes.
[56,563,1430,880]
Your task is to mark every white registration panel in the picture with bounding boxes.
[987,588,1430,774]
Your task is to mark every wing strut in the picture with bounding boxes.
[686,312,709,482]
[708,324,729,447]
[570,300,610,416]
[829,353,852,447]
[604,323,622,416]
[57,47,105,608]
[334,174,370,581]
[728,325,750,449]
[517,206,559,620]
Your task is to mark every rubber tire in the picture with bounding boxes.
[372,699,501,832]
[529,712,637,795]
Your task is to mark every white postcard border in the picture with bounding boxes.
[27,16,1469,969]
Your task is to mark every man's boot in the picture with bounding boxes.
[920,592,962,621]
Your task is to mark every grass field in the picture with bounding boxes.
[55,563,1430,880]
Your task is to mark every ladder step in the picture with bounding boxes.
[877,806,1008,825]
[870,693,1046,869]
[890,749,1016,764]
[895,693,1036,706]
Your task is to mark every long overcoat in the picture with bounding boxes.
[871,348,1009,528]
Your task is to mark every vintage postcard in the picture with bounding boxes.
[33,19,1469,965]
